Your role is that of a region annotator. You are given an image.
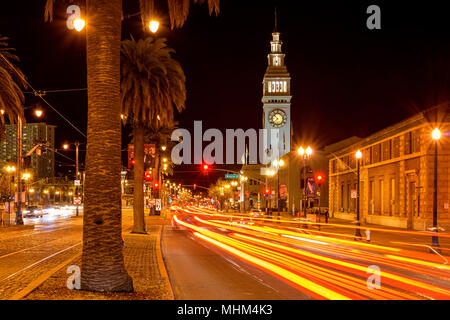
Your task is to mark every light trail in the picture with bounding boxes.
[173,206,450,300]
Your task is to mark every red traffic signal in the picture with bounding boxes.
[264,187,270,195]
[153,181,159,189]
[131,159,136,166]
[315,173,325,186]
[202,164,209,171]
[193,183,197,190]
[144,172,152,181]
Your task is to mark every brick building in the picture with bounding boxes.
[328,105,450,230]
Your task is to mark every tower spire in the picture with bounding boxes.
[274,7,278,32]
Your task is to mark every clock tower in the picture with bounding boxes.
[262,28,292,159]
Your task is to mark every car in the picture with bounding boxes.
[23,206,44,218]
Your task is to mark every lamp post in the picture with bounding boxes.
[63,141,81,216]
[431,128,441,250]
[273,159,285,217]
[298,146,312,226]
[355,149,363,240]
[15,108,44,225]
[4,165,16,226]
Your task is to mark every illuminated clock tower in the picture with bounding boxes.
[262,28,292,159]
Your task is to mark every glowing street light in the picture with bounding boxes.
[431,128,442,251]
[0,109,4,115]
[149,20,160,33]
[432,128,441,141]
[355,149,363,240]
[298,145,313,224]
[34,109,43,118]
[73,18,86,32]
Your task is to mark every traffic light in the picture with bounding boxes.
[315,173,324,187]
[202,164,210,174]
[131,159,136,166]
[193,183,197,190]
[153,181,159,189]
[144,171,152,181]
[264,187,270,196]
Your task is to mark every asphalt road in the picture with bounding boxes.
[162,224,312,300]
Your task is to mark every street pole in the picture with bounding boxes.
[432,141,440,250]
[302,157,308,229]
[16,117,23,225]
[75,141,79,216]
[277,169,280,217]
[355,157,362,239]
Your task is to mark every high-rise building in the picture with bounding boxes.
[0,122,55,179]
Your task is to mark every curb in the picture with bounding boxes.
[156,224,175,300]
[10,252,82,300]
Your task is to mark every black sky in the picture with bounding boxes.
[1,0,449,186]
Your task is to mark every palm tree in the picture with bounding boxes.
[121,37,186,233]
[44,0,219,292]
[0,36,25,139]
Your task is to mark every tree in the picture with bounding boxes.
[44,0,219,292]
[121,37,186,233]
[208,179,234,211]
[0,35,25,140]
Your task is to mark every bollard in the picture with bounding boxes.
[365,229,371,242]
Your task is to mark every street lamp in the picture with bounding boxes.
[275,159,285,217]
[62,141,81,215]
[73,18,86,32]
[15,107,43,225]
[298,146,313,225]
[432,128,441,250]
[149,20,160,33]
[4,165,15,226]
[355,149,363,240]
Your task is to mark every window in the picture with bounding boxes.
[340,184,344,209]
[380,180,384,215]
[369,181,374,214]
[390,178,395,216]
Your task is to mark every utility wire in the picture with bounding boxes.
[0,53,87,139]
[24,88,87,94]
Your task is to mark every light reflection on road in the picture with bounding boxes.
[172,205,450,300]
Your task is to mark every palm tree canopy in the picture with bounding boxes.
[120,36,186,128]
[45,0,220,30]
[0,36,26,127]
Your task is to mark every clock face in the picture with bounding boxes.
[268,109,287,128]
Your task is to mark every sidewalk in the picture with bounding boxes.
[23,213,173,300]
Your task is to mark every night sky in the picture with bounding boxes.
[1,0,449,187]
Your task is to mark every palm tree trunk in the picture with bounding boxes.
[81,0,133,292]
[132,125,146,233]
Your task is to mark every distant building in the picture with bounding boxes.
[0,122,55,179]
[328,105,450,230]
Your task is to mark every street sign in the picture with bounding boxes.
[225,174,240,179]
[149,198,156,206]
[74,180,81,186]
[155,199,161,211]
[74,197,81,205]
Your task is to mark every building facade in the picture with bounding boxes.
[0,122,55,179]
[262,30,292,158]
[329,106,450,230]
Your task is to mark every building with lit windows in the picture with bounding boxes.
[0,122,55,179]
[328,105,450,230]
